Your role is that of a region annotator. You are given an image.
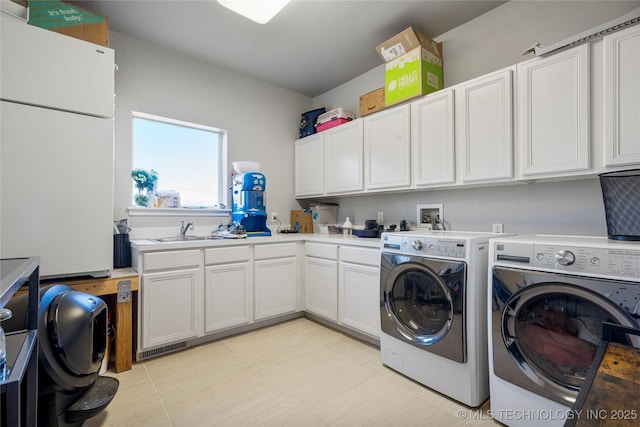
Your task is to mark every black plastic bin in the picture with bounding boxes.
[113,234,131,268]
[599,169,640,241]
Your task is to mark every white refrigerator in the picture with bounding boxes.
[1,13,115,278]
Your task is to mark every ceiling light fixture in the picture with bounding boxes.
[217,0,291,24]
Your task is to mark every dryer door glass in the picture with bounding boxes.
[386,261,465,345]
[502,282,637,394]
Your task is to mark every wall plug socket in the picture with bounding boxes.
[378,211,384,223]
[271,212,279,222]
[492,223,504,233]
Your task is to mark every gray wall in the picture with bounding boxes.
[311,0,640,236]
[110,32,312,238]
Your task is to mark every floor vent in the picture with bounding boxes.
[140,341,188,360]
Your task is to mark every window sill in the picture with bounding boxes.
[127,207,231,217]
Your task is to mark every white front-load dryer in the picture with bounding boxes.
[380,231,499,407]
[488,235,640,426]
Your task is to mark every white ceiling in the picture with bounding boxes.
[71,0,506,97]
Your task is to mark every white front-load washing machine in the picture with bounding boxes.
[489,235,640,426]
[380,230,498,407]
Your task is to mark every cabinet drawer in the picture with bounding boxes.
[143,250,201,272]
[305,242,338,260]
[340,246,380,267]
[254,242,296,260]
[205,246,250,265]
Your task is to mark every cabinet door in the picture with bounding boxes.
[518,44,590,177]
[364,105,411,190]
[339,262,380,338]
[305,257,338,321]
[604,25,640,166]
[324,119,364,194]
[0,14,114,118]
[254,257,297,320]
[295,134,324,197]
[457,68,514,182]
[141,268,201,349]
[204,262,252,333]
[411,89,455,187]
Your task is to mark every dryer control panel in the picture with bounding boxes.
[534,244,640,278]
[494,240,640,280]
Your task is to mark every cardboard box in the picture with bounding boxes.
[27,1,109,46]
[384,42,443,107]
[359,87,385,117]
[291,210,313,233]
[376,26,430,63]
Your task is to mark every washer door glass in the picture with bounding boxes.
[385,262,463,345]
[502,282,637,395]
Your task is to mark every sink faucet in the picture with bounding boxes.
[180,221,194,236]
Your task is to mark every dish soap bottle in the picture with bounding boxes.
[342,217,353,237]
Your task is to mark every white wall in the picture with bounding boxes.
[111,31,312,238]
[311,0,640,236]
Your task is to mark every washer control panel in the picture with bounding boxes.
[533,244,640,278]
[401,236,467,258]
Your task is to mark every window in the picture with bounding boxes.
[132,112,227,210]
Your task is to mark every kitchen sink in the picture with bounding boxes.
[151,235,218,243]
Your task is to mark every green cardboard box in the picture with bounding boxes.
[385,43,443,107]
[27,0,109,46]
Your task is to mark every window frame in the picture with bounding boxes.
[127,111,229,217]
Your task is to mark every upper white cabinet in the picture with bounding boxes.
[517,44,590,178]
[411,89,456,187]
[456,68,514,183]
[364,105,411,191]
[604,24,640,166]
[294,119,363,198]
[294,133,324,197]
[0,14,114,118]
[325,119,364,195]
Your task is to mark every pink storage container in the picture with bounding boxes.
[316,118,351,132]
[315,108,355,132]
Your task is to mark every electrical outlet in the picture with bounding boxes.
[492,223,504,233]
[271,212,279,222]
[378,211,384,223]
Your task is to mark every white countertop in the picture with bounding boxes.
[131,233,381,252]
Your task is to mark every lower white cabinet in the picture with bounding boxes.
[139,249,203,350]
[254,243,298,320]
[338,246,381,338]
[204,246,252,333]
[135,239,382,355]
[304,243,338,321]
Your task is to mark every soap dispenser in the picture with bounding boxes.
[342,217,353,237]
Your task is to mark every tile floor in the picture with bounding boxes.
[85,318,497,426]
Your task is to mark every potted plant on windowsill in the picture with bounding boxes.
[131,168,159,207]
